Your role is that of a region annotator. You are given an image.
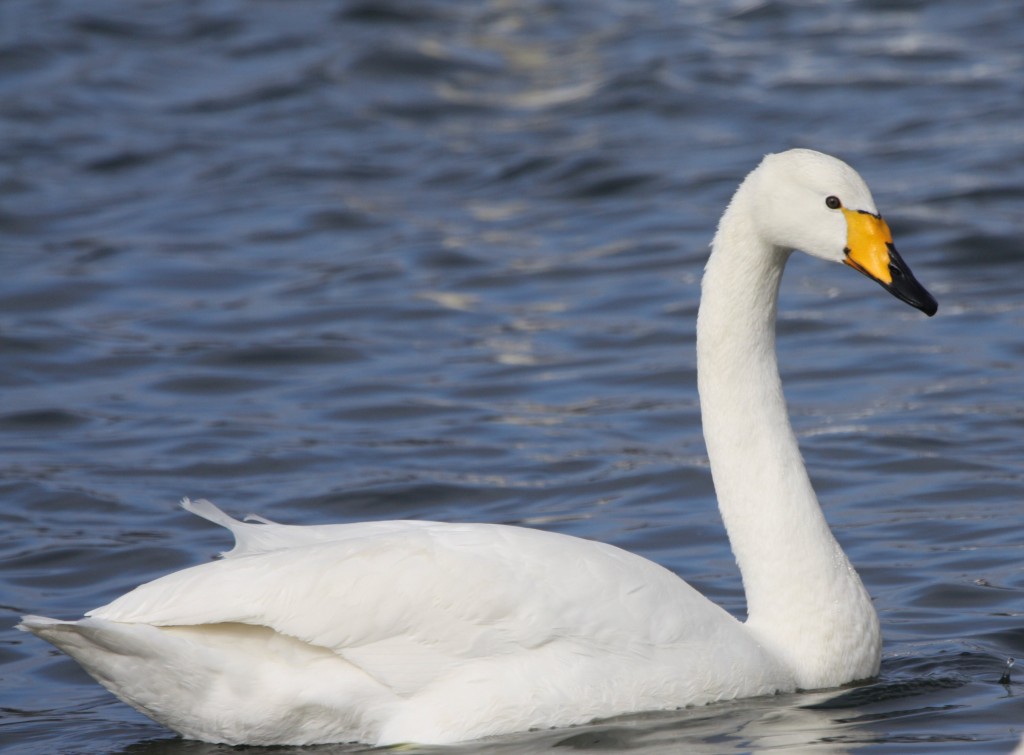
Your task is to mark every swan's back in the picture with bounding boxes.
[23,501,787,746]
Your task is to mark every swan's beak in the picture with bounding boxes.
[841,209,938,316]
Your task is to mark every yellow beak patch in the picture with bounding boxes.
[842,208,894,284]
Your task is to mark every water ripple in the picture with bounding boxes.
[2,0,1023,752]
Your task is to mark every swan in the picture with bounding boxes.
[19,149,937,747]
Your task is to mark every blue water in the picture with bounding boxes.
[2,1,1023,752]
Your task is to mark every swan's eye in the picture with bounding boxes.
[825,196,842,210]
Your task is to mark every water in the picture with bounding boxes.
[2,0,1023,752]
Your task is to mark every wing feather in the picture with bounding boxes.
[89,515,742,700]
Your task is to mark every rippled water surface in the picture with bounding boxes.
[3,1,1023,752]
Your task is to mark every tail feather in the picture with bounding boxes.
[18,614,385,745]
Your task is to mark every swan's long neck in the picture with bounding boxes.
[696,185,880,687]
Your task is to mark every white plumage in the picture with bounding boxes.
[20,149,937,746]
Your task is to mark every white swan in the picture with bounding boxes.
[19,149,937,747]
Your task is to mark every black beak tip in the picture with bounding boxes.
[884,276,937,317]
[885,246,938,317]
[920,294,938,317]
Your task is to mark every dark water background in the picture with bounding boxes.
[2,1,1023,752]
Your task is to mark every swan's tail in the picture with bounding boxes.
[18,615,240,742]
[19,614,389,745]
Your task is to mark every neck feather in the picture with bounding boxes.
[695,198,880,687]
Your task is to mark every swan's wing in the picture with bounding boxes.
[88,521,737,697]
[51,517,788,744]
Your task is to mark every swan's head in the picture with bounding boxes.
[750,149,937,316]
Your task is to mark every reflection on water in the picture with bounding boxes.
[2,0,1023,753]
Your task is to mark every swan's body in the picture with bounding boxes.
[19,149,937,747]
